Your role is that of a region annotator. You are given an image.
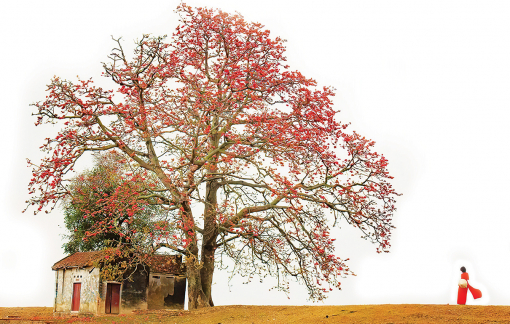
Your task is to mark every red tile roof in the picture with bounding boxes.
[52,251,104,270]
[146,254,185,275]
[52,251,185,275]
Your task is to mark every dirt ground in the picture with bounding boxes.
[1,304,510,323]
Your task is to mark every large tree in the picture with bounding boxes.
[27,5,398,309]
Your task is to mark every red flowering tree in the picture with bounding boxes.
[27,4,398,309]
[61,152,169,256]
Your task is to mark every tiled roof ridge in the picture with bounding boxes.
[51,251,105,270]
[146,254,184,274]
[52,251,185,274]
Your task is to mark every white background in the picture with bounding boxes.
[1,0,509,307]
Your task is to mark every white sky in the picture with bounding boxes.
[1,0,509,307]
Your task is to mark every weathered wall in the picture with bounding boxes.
[54,267,100,315]
[120,266,149,313]
[147,273,186,310]
[163,276,186,309]
[96,267,150,314]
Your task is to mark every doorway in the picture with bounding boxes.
[105,283,121,314]
[71,283,81,311]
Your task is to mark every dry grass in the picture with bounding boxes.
[1,304,510,323]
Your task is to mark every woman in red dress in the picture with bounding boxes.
[457,266,482,305]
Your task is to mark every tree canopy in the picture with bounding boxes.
[27,4,399,309]
[61,152,167,256]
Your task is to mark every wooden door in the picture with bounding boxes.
[105,283,121,314]
[110,284,120,314]
[71,283,81,311]
[105,284,111,314]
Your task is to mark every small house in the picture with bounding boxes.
[52,251,186,315]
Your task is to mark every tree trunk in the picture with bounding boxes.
[200,242,216,306]
[180,201,209,310]
[186,253,209,309]
[200,179,219,306]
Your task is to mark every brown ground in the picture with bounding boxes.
[1,304,510,323]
